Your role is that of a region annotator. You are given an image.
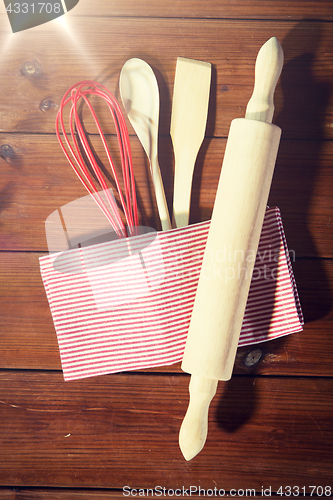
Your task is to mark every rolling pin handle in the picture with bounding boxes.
[245,36,284,124]
[179,375,218,461]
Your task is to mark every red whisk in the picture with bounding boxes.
[56,80,139,238]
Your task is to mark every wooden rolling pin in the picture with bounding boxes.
[179,37,284,461]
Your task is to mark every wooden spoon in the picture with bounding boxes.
[119,58,171,230]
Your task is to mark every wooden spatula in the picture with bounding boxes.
[170,57,212,228]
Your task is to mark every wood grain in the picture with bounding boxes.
[16,0,333,21]
[0,491,323,500]
[0,491,327,500]
[0,134,332,257]
[0,17,333,140]
[0,371,332,490]
[0,0,332,492]
[0,491,251,500]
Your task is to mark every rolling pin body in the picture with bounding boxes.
[181,117,281,381]
[179,36,283,461]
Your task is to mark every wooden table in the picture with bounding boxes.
[0,1,332,497]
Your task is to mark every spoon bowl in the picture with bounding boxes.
[120,58,171,230]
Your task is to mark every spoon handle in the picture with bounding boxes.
[150,153,172,231]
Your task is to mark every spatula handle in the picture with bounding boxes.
[173,150,199,228]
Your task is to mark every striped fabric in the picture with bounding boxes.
[39,207,303,381]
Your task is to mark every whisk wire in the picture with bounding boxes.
[70,91,127,234]
[56,80,139,238]
[56,92,124,236]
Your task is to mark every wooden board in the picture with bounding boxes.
[69,0,333,21]
[1,18,333,140]
[0,0,332,494]
[0,371,332,490]
[2,0,332,21]
[0,134,332,257]
[2,490,326,500]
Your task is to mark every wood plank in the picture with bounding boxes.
[63,0,333,21]
[1,0,333,21]
[0,371,332,489]
[0,134,332,257]
[269,138,333,259]
[0,253,332,377]
[0,490,328,500]
[0,252,62,371]
[0,1,331,495]
[1,18,333,140]
[0,490,293,500]
[0,134,166,250]
[1,490,326,500]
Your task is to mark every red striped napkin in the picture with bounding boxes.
[40,207,303,381]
